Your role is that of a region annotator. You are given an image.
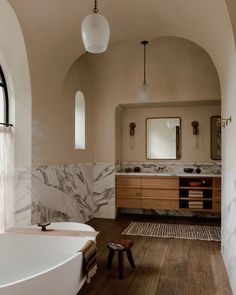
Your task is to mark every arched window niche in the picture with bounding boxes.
[0,65,9,126]
[75,91,85,149]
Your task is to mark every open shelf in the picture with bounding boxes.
[179,176,213,210]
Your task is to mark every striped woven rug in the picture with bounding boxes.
[122,222,221,241]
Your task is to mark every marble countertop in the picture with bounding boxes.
[116,172,221,177]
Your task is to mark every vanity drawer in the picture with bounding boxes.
[141,177,179,188]
[142,188,179,199]
[116,196,141,208]
[116,187,141,197]
[141,198,179,210]
[116,176,141,187]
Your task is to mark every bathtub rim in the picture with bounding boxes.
[0,222,96,289]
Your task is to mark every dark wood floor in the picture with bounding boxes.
[78,214,232,295]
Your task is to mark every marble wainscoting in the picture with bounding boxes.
[93,163,116,219]
[222,170,236,292]
[32,163,116,224]
[14,167,32,226]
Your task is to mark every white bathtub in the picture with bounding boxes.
[0,222,96,295]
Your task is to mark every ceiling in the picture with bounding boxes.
[7,0,236,88]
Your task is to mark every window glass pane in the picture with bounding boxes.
[75,91,85,149]
[0,87,4,123]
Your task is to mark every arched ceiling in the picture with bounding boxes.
[7,0,235,90]
[225,0,236,47]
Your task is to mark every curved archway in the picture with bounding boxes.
[0,0,32,226]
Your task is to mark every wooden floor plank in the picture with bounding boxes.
[78,215,232,295]
[126,237,168,295]
[187,241,217,295]
[210,243,232,295]
[155,239,189,295]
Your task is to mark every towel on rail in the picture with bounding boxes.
[80,240,97,283]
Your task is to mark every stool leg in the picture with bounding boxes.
[118,252,124,279]
[127,250,135,268]
[107,250,115,269]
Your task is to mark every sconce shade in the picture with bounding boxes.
[81,13,110,53]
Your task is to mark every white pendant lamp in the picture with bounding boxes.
[138,40,150,101]
[81,0,110,53]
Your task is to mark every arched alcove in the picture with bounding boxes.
[75,91,85,150]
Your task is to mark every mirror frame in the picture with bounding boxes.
[145,117,181,160]
[210,115,221,160]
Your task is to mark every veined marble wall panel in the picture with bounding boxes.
[93,163,116,219]
[222,170,236,292]
[14,167,31,226]
[31,163,116,224]
[32,164,95,224]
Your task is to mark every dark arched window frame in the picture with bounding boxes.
[0,65,10,126]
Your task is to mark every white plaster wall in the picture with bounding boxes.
[0,0,32,225]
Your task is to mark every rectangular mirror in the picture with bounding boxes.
[146,117,181,159]
[211,116,221,160]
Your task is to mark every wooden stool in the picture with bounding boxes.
[107,239,135,279]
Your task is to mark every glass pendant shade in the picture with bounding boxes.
[81,13,110,53]
[138,82,150,101]
[138,40,150,101]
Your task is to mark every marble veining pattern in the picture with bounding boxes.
[118,161,221,175]
[119,208,220,218]
[32,163,116,224]
[93,163,116,219]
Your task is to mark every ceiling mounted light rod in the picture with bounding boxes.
[138,40,150,101]
[142,40,148,84]
[81,0,110,54]
[93,0,98,13]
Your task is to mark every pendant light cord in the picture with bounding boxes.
[93,0,98,13]
[141,40,148,84]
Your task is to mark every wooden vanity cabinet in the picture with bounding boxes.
[115,176,141,208]
[116,175,221,213]
[116,175,179,210]
[141,177,179,209]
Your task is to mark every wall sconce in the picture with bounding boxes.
[191,121,199,135]
[217,116,232,128]
[129,122,136,136]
